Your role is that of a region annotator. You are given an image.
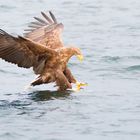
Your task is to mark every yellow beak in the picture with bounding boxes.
[77,55,84,61]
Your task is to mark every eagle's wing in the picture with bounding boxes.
[0,29,55,69]
[24,11,64,49]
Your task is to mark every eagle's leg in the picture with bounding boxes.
[63,68,87,90]
[64,68,88,91]
[55,70,72,91]
[64,68,76,83]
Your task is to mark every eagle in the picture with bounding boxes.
[0,11,86,91]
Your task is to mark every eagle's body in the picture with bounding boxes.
[31,47,78,90]
[0,11,83,91]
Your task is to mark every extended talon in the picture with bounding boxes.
[76,81,88,91]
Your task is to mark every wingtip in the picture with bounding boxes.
[0,29,5,33]
[34,16,38,20]
[41,11,44,16]
[0,29,8,35]
[49,11,57,23]
[41,11,53,23]
[34,16,48,24]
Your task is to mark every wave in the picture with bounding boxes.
[0,69,20,75]
[101,56,140,63]
[0,99,32,109]
[125,65,140,71]
[0,5,16,10]
[102,56,121,62]
[0,69,7,73]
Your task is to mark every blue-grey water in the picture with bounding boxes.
[0,0,140,139]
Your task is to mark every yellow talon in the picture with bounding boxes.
[76,81,88,91]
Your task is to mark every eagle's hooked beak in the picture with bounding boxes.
[77,55,84,61]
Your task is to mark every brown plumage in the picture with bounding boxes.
[0,11,83,91]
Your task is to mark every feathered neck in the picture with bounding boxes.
[58,47,77,62]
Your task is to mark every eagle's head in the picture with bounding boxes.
[57,46,83,62]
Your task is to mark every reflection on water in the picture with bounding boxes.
[0,90,72,110]
[29,90,72,101]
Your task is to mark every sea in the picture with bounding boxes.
[0,0,140,140]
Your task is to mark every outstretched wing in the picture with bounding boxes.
[0,29,55,70]
[24,11,64,49]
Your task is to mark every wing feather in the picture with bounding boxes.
[34,17,48,24]
[24,11,64,49]
[30,21,46,26]
[0,29,55,69]
[49,11,57,23]
[28,25,42,29]
[41,11,53,23]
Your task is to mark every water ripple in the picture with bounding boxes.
[0,0,140,139]
[126,65,140,71]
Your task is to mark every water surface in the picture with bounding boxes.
[0,0,140,139]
